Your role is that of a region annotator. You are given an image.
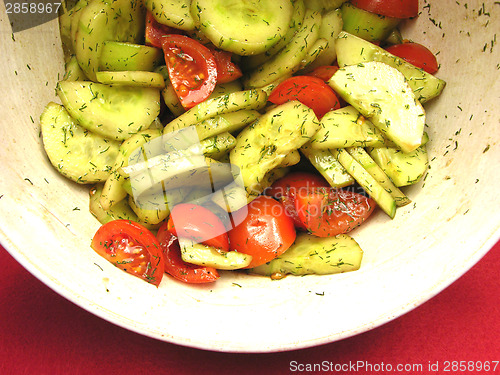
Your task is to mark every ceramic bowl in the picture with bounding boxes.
[0,1,498,352]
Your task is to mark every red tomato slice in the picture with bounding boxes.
[145,11,182,49]
[305,65,339,82]
[386,42,439,74]
[351,0,419,18]
[268,76,341,119]
[295,187,376,237]
[210,48,243,84]
[166,203,229,251]
[266,172,330,230]
[157,222,219,284]
[162,35,218,109]
[91,220,164,286]
[228,196,296,268]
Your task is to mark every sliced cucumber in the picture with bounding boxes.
[333,148,397,218]
[59,0,78,59]
[250,233,363,277]
[63,55,87,81]
[191,0,294,56]
[199,132,237,160]
[309,106,386,149]
[243,9,321,88]
[230,101,320,196]
[299,38,329,70]
[368,145,429,187]
[329,61,426,153]
[335,32,446,103]
[75,0,145,81]
[41,102,120,184]
[341,2,400,42]
[128,194,169,225]
[278,150,301,168]
[180,241,252,270]
[70,0,88,54]
[57,81,160,141]
[145,0,195,31]
[299,144,355,188]
[95,71,165,89]
[99,41,163,72]
[305,0,348,12]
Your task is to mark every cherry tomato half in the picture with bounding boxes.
[145,11,182,49]
[162,35,218,109]
[351,0,419,19]
[91,220,164,286]
[268,76,341,119]
[386,42,439,74]
[266,172,330,230]
[166,203,229,251]
[210,48,243,84]
[228,196,296,268]
[305,65,339,82]
[295,187,376,237]
[157,222,219,284]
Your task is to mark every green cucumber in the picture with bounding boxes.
[74,0,145,81]
[199,132,237,160]
[191,0,294,56]
[305,0,348,12]
[59,0,78,59]
[341,2,400,42]
[95,71,165,89]
[190,110,260,141]
[230,101,320,197]
[346,147,410,207]
[70,0,88,55]
[57,81,160,141]
[329,61,426,153]
[309,106,386,149]
[335,32,446,103]
[180,241,252,270]
[243,9,321,88]
[368,145,429,187]
[63,55,87,81]
[333,148,397,218]
[299,144,355,188]
[278,150,301,168]
[299,38,329,70]
[250,233,363,277]
[40,102,120,184]
[99,41,163,72]
[145,0,195,31]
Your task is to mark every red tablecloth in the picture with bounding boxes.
[1,240,499,375]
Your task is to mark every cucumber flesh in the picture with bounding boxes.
[180,241,252,270]
[191,0,294,56]
[40,102,120,184]
[95,71,165,89]
[145,0,195,31]
[99,41,163,72]
[250,233,363,277]
[57,81,160,141]
[63,55,87,81]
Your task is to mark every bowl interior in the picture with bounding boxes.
[0,1,499,352]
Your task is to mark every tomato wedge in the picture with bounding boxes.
[145,11,182,49]
[166,203,229,251]
[386,42,439,74]
[210,48,243,84]
[305,65,339,82]
[157,222,219,284]
[268,76,341,119]
[266,172,330,230]
[91,220,164,286]
[161,35,217,109]
[228,196,296,268]
[351,0,419,18]
[295,187,376,237]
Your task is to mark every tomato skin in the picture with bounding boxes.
[91,220,164,286]
[228,196,296,268]
[351,0,419,18]
[386,42,439,74]
[161,35,218,109]
[210,48,243,84]
[166,203,229,251]
[268,76,341,119]
[305,65,339,82]
[145,11,181,49]
[157,223,219,284]
[295,188,376,237]
[266,172,330,230]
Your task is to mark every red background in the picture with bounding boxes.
[1,240,499,375]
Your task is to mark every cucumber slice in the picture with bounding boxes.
[75,0,145,81]
[57,81,160,141]
[329,61,426,153]
[299,38,329,70]
[250,233,363,277]
[341,2,400,42]
[95,71,165,89]
[243,9,321,88]
[335,32,446,103]
[306,0,348,12]
[299,144,355,188]
[99,41,163,72]
[70,0,88,54]
[128,194,169,225]
[63,55,87,81]
[145,0,195,31]
[40,102,120,184]
[180,241,252,270]
[191,0,294,56]
[309,106,386,149]
[199,132,237,160]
